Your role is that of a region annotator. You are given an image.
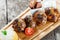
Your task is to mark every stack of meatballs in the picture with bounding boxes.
[12,0,60,36]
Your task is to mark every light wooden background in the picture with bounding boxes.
[0,0,60,40]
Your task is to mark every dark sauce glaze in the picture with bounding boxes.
[45,7,60,22]
[12,19,26,32]
[24,15,36,28]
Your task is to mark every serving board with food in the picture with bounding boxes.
[0,0,60,40]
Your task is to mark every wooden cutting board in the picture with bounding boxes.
[33,20,60,40]
[0,0,60,40]
[33,0,60,40]
[16,10,54,40]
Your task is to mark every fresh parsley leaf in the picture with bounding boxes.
[2,30,7,35]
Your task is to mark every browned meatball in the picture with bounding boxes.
[36,2,42,8]
[33,11,47,25]
[24,15,36,28]
[29,0,36,9]
[45,7,60,22]
[12,19,26,32]
[29,0,42,9]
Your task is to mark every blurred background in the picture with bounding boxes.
[0,0,60,40]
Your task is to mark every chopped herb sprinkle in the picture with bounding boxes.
[1,30,7,35]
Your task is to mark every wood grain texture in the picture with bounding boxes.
[0,0,6,29]
[0,0,59,40]
[33,20,60,40]
[7,0,56,40]
[41,31,55,40]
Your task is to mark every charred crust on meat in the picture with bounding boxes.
[24,15,36,28]
[12,19,26,32]
[33,10,47,25]
[45,7,60,22]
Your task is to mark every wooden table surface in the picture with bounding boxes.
[0,0,60,40]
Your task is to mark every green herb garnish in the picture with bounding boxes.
[2,30,7,35]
